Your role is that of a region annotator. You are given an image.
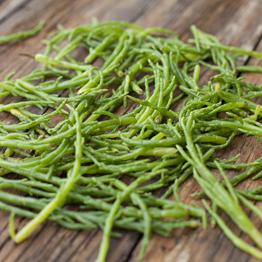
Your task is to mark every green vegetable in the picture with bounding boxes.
[0,21,45,45]
[0,20,261,261]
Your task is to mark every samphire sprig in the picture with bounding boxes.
[0,20,262,261]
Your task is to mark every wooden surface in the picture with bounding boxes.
[0,0,262,261]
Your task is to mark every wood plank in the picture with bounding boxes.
[0,0,159,261]
[0,0,32,24]
[130,0,262,261]
[0,0,261,261]
[61,1,262,261]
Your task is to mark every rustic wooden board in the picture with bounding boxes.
[0,0,261,261]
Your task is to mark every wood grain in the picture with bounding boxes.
[0,0,261,261]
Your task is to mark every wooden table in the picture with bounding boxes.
[0,0,262,261]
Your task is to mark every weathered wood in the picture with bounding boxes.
[0,0,261,261]
[0,0,31,24]
[0,0,158,261]
[131,1,262,261]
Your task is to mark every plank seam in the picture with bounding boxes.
[123,234,142,262]
[0,0,33,25]
[243,31,262,66]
